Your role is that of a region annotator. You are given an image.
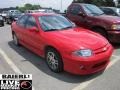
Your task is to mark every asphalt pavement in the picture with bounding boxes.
[0,24,120,90]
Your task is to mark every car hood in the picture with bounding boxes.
[94,15,120,23]
[46,27,108,50]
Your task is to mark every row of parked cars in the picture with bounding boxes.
[11,3,120,75]
[0,10,23,26]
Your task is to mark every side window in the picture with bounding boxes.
[70,5,82,15]
[26,16,37,28]
[103,8,115,15]
[17,15,28,27]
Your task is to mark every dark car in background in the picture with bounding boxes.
[66,3,120,43]
[100,7,120,16]
[0,16,4,27]
[6,11,22,24]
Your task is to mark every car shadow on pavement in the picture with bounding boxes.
[8,41,104,83]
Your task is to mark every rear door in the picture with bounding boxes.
[14,15,29,43]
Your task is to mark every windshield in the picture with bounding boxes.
[38,15,74,31]
[12,12,21,16]
[83,4,104,16]
[9,12,22,17]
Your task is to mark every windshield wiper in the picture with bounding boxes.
[89,13,99,16]
[61,26,73,30]
[44,26,74,32]
[45,29,59,32]
[45,26,73,32]
[91,12,105,16]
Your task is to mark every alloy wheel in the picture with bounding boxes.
[46,51,59,71]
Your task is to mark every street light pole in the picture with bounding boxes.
[61,0,62,12]
[113,0,118,7]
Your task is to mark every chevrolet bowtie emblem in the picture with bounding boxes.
[103,47,107,51]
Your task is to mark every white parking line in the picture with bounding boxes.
[0,48,22,74]
[0,48,35,90]
[107,56,119,69]
[111,54,119,58]
[72,55,120,90]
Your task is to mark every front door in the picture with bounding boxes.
[67,5,87,28]
[23,15,43,55]
[15,15,29,43]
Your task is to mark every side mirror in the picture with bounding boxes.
[29,27,39,32]
[78,12,85,17]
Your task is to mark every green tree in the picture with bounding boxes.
[25,3,33,10]
[18,7,26,12]
[17,3,41,12]
[104,0,115,7]
[32,5,41,10]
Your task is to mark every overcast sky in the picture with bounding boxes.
[0,0,73,11]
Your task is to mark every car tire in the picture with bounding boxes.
[6,19,11,24]
[2,23,4,26]
[8,20,11,24]
[0,23,4,27]
[92,28,108,39]
[45,48,63,73]
[6,19,9,24]
[8,20,12,24]
[13,33,19,46]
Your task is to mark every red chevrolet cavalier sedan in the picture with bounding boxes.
[11,13,113,75]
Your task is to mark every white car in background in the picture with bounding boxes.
[25,9,55,13]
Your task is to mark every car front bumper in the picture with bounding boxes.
[62,44,113,75]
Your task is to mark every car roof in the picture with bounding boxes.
[101,7,115,8]
[101,7,118,9]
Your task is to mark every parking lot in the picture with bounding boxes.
[0,24,120,90]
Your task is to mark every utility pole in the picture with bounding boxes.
[61,0,62,12]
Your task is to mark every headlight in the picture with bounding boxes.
[73,49,92,57]
[111,24,120,30]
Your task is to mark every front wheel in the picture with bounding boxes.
[92,28,108,39]
[45,48,63,73]
[2,22,4,26]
